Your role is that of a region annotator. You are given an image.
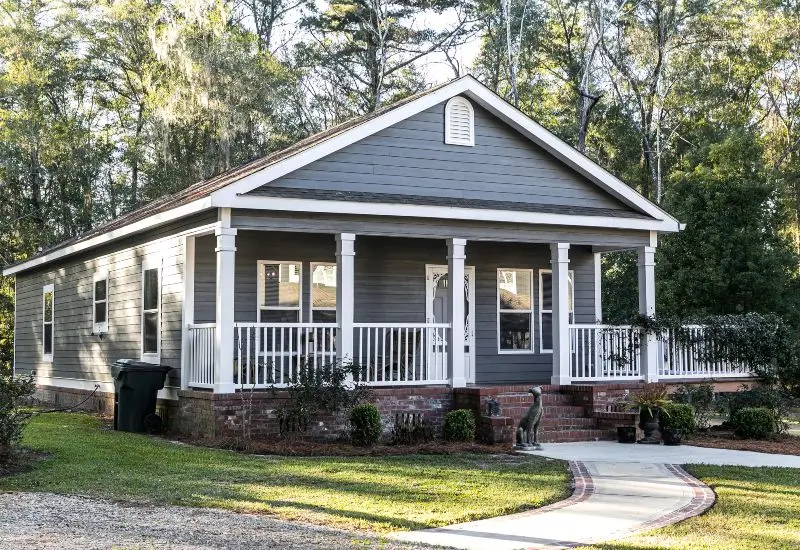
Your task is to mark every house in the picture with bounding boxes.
[3,76,750,441]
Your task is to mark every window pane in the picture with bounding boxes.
[94,279,107,302]
[44,292,53,322]
[498,269,531,310]
[143,311,158,353]
[143,269,159,310]
[262,262,300,307]
[95,302,107,324]
[259,309,299,323]
[312,265,337,309]
[44,323,53,355]
[541,273,552,310]
[499,313,531,350]
[541,313,553,350]
[313,310,336,323]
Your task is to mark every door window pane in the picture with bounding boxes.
[94,279,107,302]
[143,311,158,353]
[43,323,53,355]
[44,292,53,322]
[143,269,159,310]
[95,302,107,324]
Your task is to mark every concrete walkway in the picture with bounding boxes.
[390,460,714,549]
[534,441,800,468]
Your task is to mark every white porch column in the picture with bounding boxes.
[551,243,571,385]
[448,238,467,388]
[593,252,602,323]
[336,233,356,363]
[180,234,196,390]
[638,245,659,382]
[214,223,238,393]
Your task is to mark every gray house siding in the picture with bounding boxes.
[251,101,639,215]
[13,212,217,389]
[197,230,596,384]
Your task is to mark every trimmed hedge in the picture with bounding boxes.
[350,404,382,447]
[443,409,476,442]
[731,407,776,439]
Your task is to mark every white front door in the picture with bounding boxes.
[425,265,476,383]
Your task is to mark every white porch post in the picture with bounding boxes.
[180,234,196,390]
[593,252,603,323]
[638,244,659,382]
[448,238,467,388]
[551,243,571,385]
[336,233,356,363]
[214,219,238,393]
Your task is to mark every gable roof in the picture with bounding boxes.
[3,75,680,277]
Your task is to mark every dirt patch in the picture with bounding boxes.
[0,450,49,478]
[688,432,800,456]
[170,435,517,457]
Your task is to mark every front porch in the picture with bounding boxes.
[179,224,753,392]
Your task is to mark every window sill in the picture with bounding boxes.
[498,349,535,355]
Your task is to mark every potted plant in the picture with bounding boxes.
[626,383,671,444]
[659,402,696,446]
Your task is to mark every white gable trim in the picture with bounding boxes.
[211,76,679,228]
[228,195,678,232]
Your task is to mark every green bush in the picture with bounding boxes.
[670,383,714,429]
[350,404,382,447]
[443,409,476,442]
[731,407,776,439]
[659,402,697,438]
[1,374,36,464]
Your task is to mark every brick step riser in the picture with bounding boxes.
[499,405,587,417]
[539,430,617,443]
[491,394,574,405]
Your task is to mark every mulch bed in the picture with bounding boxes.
[171,435,518,457]
[0,450,49,478]
[688,431,800,456]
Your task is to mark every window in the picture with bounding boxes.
[539,270,575,352]
[310,263,336,323]
[444,96,475,146]
[497,269,533,352]
[258,261,302,322]
[93,272,108,334]
[141,259,161,360]
[42,284,54,361]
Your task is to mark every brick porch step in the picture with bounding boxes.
[539,428,618,443]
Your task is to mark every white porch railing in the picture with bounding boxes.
[354,322,451,385]
[234,322,338,388]
[658,325,748,378]
[187,323,216,388]
[570,325,643,381]
[570,324,752,382]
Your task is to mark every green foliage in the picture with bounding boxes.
[275,361,371,435]
[627,383,671,419]
[670,383,715,430]
[659,403,697,438]
[722,386,794,431]
[731,407,777,439]
[443,409,476,442]
[392,413,435,445]
[349,404,382,447]
[0,374,35,464]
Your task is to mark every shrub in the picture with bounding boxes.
[0,374,36,464]
[731,407,776,439]
[443,409,475,442]
[350,404,382,447]
[659,402,697,438]
[670,383,714,429]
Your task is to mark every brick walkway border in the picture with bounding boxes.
[507,461,594,520]
[632,464,717,532]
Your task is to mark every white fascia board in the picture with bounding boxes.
[211,75,678,228]
[3,198,214,277]
[227,195,680,232]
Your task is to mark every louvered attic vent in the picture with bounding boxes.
[444,96,475,146]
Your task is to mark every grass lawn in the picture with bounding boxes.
[582,465,800,550]
[0,412,570,533]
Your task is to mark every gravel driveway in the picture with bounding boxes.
[0,492,441,550]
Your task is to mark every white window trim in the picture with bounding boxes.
[309,262,336,322]
[42,283,54,363]
[539,269,575,354]
[444,96,475,147]
[497,268,535,354]
[92,271,109,335]
[257,260,303,322]
[141,257,162,363]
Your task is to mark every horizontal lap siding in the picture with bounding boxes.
[261,102,633,212]
[13,212,216,388]
[220,232,596,384]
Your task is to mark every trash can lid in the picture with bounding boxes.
[112,359,172,372]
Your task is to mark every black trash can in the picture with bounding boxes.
[112,359,172,433]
